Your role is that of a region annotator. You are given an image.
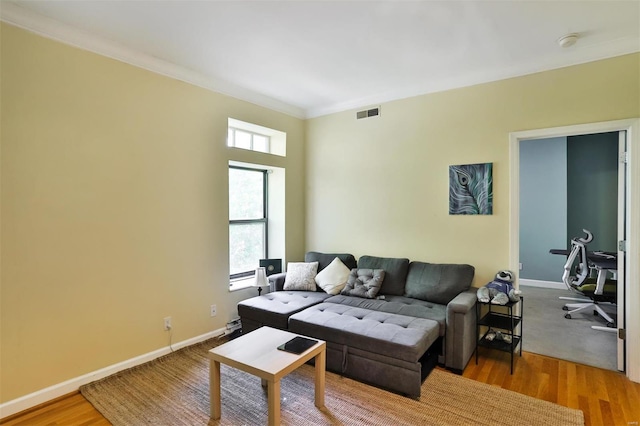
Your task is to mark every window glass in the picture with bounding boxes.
[253,134,269,153]
[229,223,266,276]
[234,130,252,150]
[229,168,264,220]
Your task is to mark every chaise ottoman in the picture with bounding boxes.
[288,302,440,397]
[237,291,331,333]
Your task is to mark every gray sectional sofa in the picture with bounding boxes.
[237,252,477,397]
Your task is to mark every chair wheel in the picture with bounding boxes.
[562,306,569,311]
[565,314,572,319]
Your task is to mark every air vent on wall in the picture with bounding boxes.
[356,106,381,120]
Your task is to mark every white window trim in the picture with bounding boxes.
[229,276,255,292]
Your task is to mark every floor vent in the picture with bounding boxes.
[356,107,380,120]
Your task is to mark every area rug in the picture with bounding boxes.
[81,337,584,426]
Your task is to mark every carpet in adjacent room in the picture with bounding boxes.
[521,285,617,371]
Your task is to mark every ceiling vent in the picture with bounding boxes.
[356,106,380,120]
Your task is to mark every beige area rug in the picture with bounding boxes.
[81,337,584,426]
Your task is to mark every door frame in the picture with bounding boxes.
[509,118,640,383]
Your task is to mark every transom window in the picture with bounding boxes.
[229,166,268,280]
[227,118,287,157]
[227,127,270,153]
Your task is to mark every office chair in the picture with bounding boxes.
[559,229,617,330]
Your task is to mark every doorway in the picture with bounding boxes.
[509,119,640,383]
[518,132,620,371]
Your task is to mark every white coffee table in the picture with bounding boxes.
[208,326,326,426]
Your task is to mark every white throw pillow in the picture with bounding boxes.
[315,257,351,295]
[283,262,319,291]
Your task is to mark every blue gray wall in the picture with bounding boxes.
[519,137,568,282]
[567,133,619,252]
[520,133,619,283]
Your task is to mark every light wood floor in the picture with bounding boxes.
[2,351,639,426]
[464,350,640,426]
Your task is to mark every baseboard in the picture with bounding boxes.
[0,327,227,419]
[519,279,566,290]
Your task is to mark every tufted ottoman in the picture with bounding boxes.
[237,291,331,333]
[288,303,439,397]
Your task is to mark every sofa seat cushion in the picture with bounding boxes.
[288,303,439,363]
[324,294,447,336]
[237,291,331,330]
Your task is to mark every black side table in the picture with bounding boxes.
[475,296,523,374]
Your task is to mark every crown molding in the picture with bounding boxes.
[306,36,640,119]
[0,2,306,119]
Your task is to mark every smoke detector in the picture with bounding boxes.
[557,33,579,48]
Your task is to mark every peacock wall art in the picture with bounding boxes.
[449,163,493,215]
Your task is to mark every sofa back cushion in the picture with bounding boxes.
[306,252,357,272]
[358,255,409,296]
[404,261,475,305]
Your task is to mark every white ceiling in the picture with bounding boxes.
[2,1,639,118]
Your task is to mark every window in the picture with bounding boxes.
[229,166,268,280]
[227,127,270,153]
[227,118,287,157]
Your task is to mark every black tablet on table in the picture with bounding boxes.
[277,336,318,354]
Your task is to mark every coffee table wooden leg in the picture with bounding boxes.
[267,379,281,426]
[315,349,326,409]
[210,359,221,419]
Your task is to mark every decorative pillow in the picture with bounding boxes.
[315,257,351,295]
[340,269,385,299]
[283,262,319,291]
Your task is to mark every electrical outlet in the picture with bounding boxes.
[210,304,217,317]
[164,316,172,331]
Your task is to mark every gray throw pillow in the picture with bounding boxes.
[404,262,475,305]
[341,269,385,299]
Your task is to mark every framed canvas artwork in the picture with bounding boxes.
[449,163,493,215]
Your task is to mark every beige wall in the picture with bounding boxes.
[306,53,639,287]
[0,23,306,401]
